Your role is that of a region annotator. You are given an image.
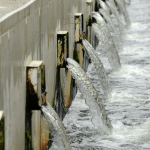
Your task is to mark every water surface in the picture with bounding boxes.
[63,0,150,149]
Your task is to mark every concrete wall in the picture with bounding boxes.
[0,0,29,4]
[0,0,97,149]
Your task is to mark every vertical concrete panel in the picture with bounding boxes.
[41,0,48,7]
[40,6,49,102]
[60,0,73,108]
[9,25,25,150]
[56,0,62,31]
[83,0,86,32]
[78,0,82,12]
[48,2,57,104]
[49,1,55,34]
[40,6,48,65]
[47,36,56,105]
[0,36,3,110]
[27,13,39,58]
[46,1,57,106]
[27,15,33,57]
[61,0,65,30]
[40,5,50,150]
[1,33,10,150]
[17,21,26,150]
[32,12,40,60]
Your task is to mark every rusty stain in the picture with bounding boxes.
[65,70,71,107]
[41,141,48,150]
[65,94,70,107]
[57,39,64,67]
[42,94,46,104]
[27,79,36,96]
[41,119,49,150]
[41,136,49,150]
[27,69,37,95]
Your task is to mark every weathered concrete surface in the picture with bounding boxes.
[0,0,30,18]
[0,0,97,149]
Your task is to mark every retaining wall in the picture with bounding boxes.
[0,0,97,149]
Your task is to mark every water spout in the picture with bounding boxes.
[82,39,112,99]
[99,8,123,52]
[106,0,125,36]
[99,0,110,15]
[41,102,72,150]
[91,13,121,71]
[67,58,112,133]
[116,0,131,26]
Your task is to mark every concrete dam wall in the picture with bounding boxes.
[0,0,97,149]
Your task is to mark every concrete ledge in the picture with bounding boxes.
[0,0,36,35]
[0,0,62,36]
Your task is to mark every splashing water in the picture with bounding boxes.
[63,1,150,149]
[82,39,111,99]
[99,8,116,34]
[99,8,123,51]
[91,14,121,71]
[67,58,112,133]
[116,0,131,26]
[41,103,72,150]
[99,0,110,15]
[106,0,125,36]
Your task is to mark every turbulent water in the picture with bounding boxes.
[82,39,111,99]
[106,0,125,36]
[41,102,72,150]
[116,0,131,26]
[99,8,123,52]
[92,18,121,71]
[99,8,116,34]
[66,58,112,132]
[99,0,110,15]
[63,0,150,149]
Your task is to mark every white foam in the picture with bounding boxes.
[63,0,150,149]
